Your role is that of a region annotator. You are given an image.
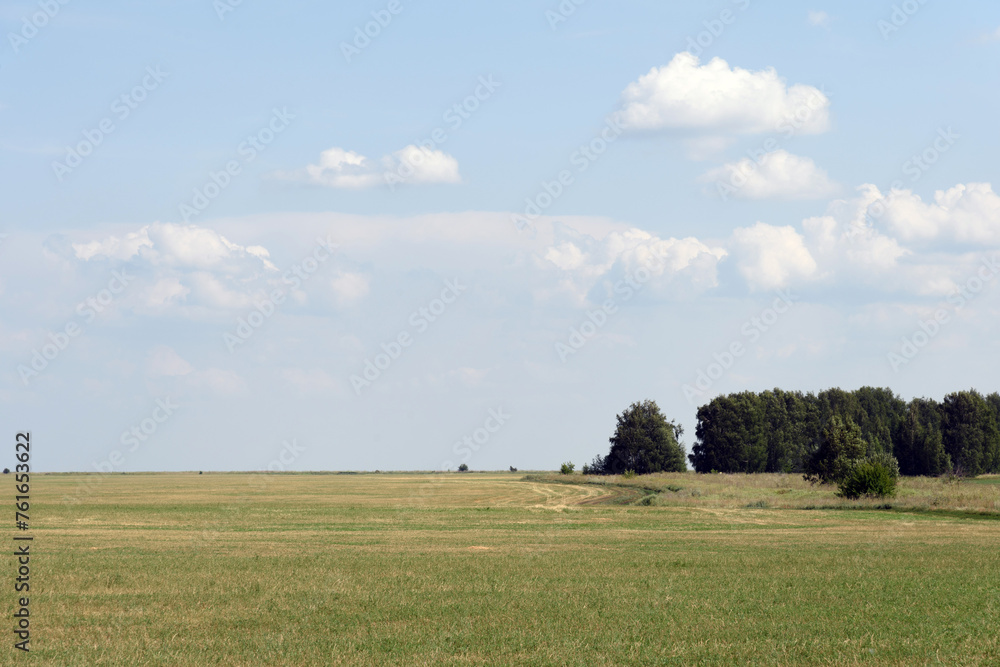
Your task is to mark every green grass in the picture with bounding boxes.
[14,472,1000,665]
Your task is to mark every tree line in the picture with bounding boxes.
[688,387,1000,476]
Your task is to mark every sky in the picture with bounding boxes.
[2,0,999,473]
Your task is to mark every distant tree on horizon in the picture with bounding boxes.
[590,400,686,475]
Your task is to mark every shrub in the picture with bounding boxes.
[560,462,575,475]
[621,469,637,479]
[837,455,899,499]
[583,455,606,475]
[458,463,469,472]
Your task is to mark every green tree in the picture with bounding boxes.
[599,400,686,475]
[804,415,867,484]
[851,386,906,457]
[689,392,766,473]
[895,398,950,476]
[940,390,1000,475]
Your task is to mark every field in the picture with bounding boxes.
[17,471,1000,665]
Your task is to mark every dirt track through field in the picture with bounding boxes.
[527,482,611,509]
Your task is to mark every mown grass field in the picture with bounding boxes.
[14,472,1000,665]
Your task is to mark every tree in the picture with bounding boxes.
[895,398,950,476]
[596,400,686,475]
[560,462,575,474]
[804,415,867,484]
[458,463,469,472]
[851,386,906,457]
[940,390,1000,476]
[689,392,766,472]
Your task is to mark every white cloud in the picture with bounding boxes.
[73,228,152,262]
[808,10,830,26]
[144,278,190,310]
[286,145,461,189]
[73,222,277,271]
[146,345,194,377]
[729,223,817,291]
[878,182,1000,244]
[778,184,999,296]
[330,271,370,305]
[616,52,830,135]
[801,185,909,278]
[701,150,840,200]
[71,222,281,316]
[538,225,727,303]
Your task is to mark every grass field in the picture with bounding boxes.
[16,471,1000,665]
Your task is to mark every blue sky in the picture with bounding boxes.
[2,1,999,472]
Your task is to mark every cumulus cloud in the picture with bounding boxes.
[729,223,817,291]
[538,225,727,303]
[794,185,920,293]
[284,145,461,189]
[73,223,277,272]
[701,150,840,200]
[73,228,153,262]
[877,182,1000,244]
[71,222,281,314]
[766,183,1000,296]
[616,52,830,135]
